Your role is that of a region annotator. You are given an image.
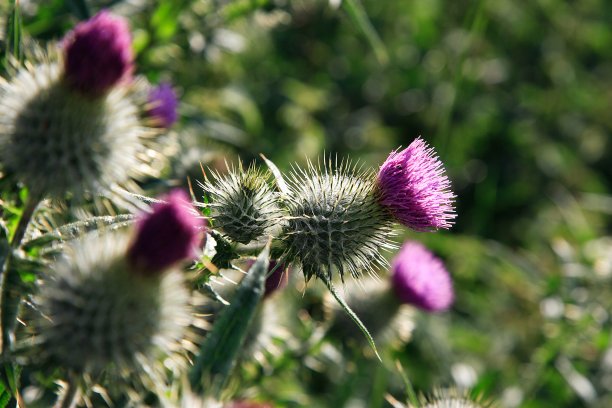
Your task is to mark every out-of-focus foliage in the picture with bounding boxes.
[4,0,612,407]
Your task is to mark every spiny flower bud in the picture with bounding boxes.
[128,189,205,274]
[147,82,179,128]
[0,37,162,204]
[63,11,133,96]
[34,232,191,379]
[377,137,456,231]
[391,241,454,312]
[202,164,282,244]
[281,160,395,282]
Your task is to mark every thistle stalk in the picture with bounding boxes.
[322,274,381,361]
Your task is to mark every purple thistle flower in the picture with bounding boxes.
[63,11,133,96]
[128,189,205,274]
[147,82,179,128]
[377,137,456,231]
[391,241,454,312]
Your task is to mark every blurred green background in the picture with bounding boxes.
[3,0,612,406]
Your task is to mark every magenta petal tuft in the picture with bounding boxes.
[377,137,456,231]
[128,189,205,274]
[63,11,133,96]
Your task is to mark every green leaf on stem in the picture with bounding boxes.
[189,241,270,396]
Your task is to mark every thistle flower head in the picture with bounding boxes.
[34,232,191,380]
[0,42,163,206]
[147,82,179,128]
[281,159,395,282]
[391,241,454,312]
[201,163,282,244]
[63,11,133,96]
[128,189,205,274]
[377,137,456,231]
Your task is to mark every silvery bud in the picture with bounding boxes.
[202,164,282,244]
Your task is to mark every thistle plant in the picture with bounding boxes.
[0,10,173,356]
[0,10,162,204]
[32,189,203,403]
[197,145,455,361]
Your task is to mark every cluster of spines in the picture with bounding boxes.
[279,158,395,282]
[202,163,281,244]
[0,71,152,200]
[35,233,192,378]
[0,11,169,206]
[32,189,202,396]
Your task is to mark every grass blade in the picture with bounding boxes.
[341,0,389,66]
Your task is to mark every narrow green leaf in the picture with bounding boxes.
[0,362,20,406]
[189,242,270,396]
[341,0,389,66]
[395,360,419,407]
[3,0,23,70]
[323,276,381,361]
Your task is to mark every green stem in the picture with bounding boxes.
[322,276,381,361]
[0,193,41,354]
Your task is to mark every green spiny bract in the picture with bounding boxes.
[34,232,191,379]
[279,159,395,282]
[201,164,282,244]
[0,54,161,204]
